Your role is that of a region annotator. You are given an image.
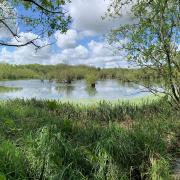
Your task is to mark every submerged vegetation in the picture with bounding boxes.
[0,98,179,179]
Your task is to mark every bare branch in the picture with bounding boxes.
[0,37,40,48]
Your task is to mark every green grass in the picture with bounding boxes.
[0,98,179,179]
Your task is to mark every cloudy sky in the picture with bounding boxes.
[0,0,133,68]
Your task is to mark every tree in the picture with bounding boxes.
[0,0,71,49]
[107,0,180,107]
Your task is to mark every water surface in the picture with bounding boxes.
[0,79,151,101]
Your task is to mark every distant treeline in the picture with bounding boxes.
[0,64,160,83]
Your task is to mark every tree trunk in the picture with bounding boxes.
[165,48,180,105]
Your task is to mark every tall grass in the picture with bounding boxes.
[0,98,179,179]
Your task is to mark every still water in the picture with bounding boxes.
[0,79,150,101]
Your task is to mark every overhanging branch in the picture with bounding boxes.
[22,0,67,14]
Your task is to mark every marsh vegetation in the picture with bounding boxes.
[0,98,179,179]
[0,64,161,86]
[0,0,179,179]
[0,64,179,180]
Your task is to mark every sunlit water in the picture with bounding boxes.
[0,79,151,101]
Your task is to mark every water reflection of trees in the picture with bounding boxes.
[117,80,135,88]
[56,85,75,96]
[85,87,97,97]
[117,78,164,89]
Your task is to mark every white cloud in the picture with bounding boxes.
[0,37,130,68]
[88,40,112,57]
[68,0,133,34]
[51,45,89,64]
[10,32,36,44]
[0,32,52,65]
[55,29,78,49]
[0,47,12,63]
[50,40,117,65]
[50,40,129,68]
[0,0,134,68]
[0,45,52,65]
[54,29,95,49]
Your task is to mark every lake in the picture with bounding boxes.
[0,79,151,101]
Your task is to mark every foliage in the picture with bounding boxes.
[0,0,71,48]
[108,0,180,106]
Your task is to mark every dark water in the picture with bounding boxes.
[0,79,151,101]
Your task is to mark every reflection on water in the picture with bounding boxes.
[0,79,151,100]
[0,86,22,93]
[85,87,97,97]
[56,85,75,97]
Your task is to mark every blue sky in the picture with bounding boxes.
[0,0,133,68]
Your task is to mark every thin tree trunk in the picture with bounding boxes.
[165,48,180,103]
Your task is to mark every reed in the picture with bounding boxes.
[0,98,179,179]
[0,64,160,85]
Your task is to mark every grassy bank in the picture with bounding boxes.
[59,93,162,105]
[0,98,179,179]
